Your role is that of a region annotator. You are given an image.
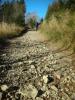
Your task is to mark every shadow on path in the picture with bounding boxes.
[0,38,10,50]
[0,28,28,49]
[6,27,28,40]
[0,28,29,85]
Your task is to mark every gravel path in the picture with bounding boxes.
[0,31,75,100]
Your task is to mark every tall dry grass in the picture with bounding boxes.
[40,11,75,50]
[0,22,23,38]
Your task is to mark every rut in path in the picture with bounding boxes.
[0,31,75,100]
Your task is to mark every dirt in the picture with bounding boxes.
[0,31,75,100]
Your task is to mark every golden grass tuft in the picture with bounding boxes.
[40,11,75,52]
[40,11,75,44]
[0,22,23,38]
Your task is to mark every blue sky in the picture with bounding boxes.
[0,0,53,18]
[25,0,53,18]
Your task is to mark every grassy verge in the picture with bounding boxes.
[0,22,23,39]
[40,11,75,52]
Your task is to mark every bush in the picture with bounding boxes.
[41,11,75,45]
[0,22,23,38]
[29,18,36,29]
[15,14,25,26]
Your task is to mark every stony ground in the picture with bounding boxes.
[0,31,75,100]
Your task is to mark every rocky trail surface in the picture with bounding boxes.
[0,31,75,100]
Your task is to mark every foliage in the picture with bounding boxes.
[0,22,23,38]
[45,0,75,20]
[41,11,75,44]
[41,0,75,51]
[2,1,14,23]
[0,0,25,26]
[29,18,36,28]
[16,14,25,26]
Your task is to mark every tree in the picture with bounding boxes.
[0,0,3,22]
[15,0,25,26]
[1,0,26,26]
[3,1,14,23]
[45,0,75,20]
[45,4,51,20]
[65,0,75,10]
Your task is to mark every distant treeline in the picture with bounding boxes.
[46,0,75,20]
[0,0,26,26]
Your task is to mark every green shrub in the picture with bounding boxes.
[29,18,36,29]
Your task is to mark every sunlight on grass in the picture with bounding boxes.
[40,11,75,45]
[40,11,75,52]
[0,22,23,38]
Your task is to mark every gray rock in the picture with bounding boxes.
[2,54,6,57]
[18,62,23,66]
[31,65,35,69]
[1,85,8,91]
[43,75,48,84]
[0,92,2,100]
[36,97,43,100]
[71,93,75,100]
[19,84,38,99]
[54,72,61,80]
[50,85,58,92]
[28,60,35,65]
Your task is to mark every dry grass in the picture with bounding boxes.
[0,22,23,38]
[40,11,75,49]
